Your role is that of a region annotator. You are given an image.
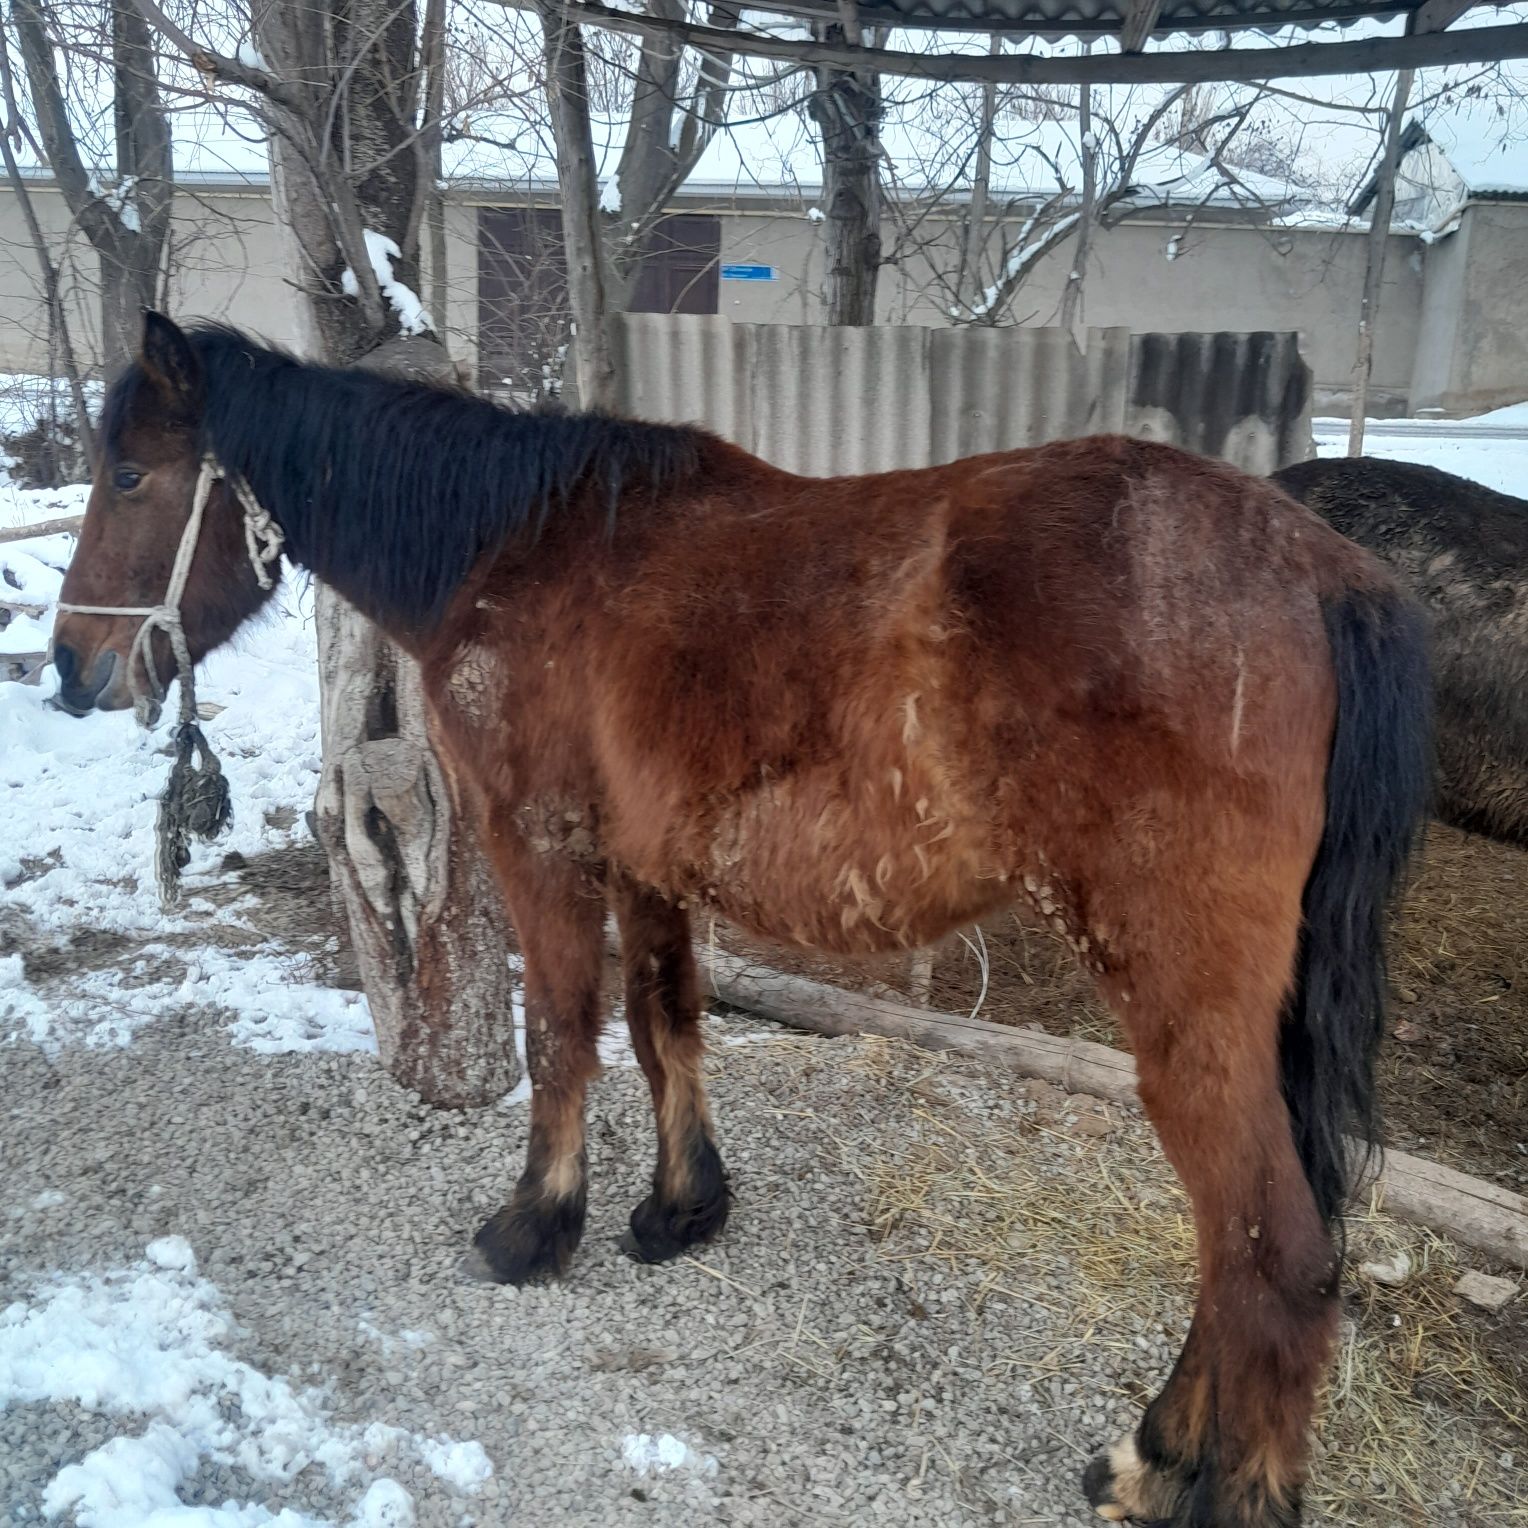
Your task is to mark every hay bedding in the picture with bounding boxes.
[874,824,1528,1197]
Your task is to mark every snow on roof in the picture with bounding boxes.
[1418,108,1528,197]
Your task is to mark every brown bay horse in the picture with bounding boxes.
[54,314,1431,1527]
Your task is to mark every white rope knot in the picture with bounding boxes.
[229,471,284,591]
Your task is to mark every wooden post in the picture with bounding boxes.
[1348,68,1414,455]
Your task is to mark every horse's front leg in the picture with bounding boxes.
[612,879,730,1262]
[469,846,606,1285]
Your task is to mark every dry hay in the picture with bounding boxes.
[813,1039,1527,1527]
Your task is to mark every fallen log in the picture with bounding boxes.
[697,948,1528,1270]
[0,513,83,545]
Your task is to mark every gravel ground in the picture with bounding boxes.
[2,999,1522,1527]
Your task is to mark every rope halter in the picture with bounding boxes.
[55,454,284,729]
[54,453,285,907]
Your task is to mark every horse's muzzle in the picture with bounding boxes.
[51,645,123,716]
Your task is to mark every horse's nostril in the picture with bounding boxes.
[52,642,79,686]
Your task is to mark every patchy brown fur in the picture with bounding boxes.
[61,321,1428,1528]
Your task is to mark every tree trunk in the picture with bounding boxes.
[0,29,93,473]
[538,5,618,409]
[99,252,162,377]
[808,19,882,326]
[959,46,997,306]
[421,0,449,347]
[255,10,521,1108]
[1348,68,1414,455]
[1059,80,1096,333]
[311,418,521,1106]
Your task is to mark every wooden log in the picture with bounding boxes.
[0,513,83,545]
[702,948,1139,1102]
[698,948,1528,1270]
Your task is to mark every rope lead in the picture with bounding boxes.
[156,721,233,908]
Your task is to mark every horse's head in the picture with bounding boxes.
[53,312,279,718]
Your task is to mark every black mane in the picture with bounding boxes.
[101,324,705,631]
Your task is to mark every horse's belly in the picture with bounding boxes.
[676,774,1011,957]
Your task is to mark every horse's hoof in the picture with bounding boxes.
[471,1192,585,1285]
[458,1246,501,1284]
[1083,1437,1184,1526]
[620,1182,730,1264]
[1083,1452,1127,1518]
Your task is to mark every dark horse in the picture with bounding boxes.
[55,315,1430,1528]
[1276,454,1528,849]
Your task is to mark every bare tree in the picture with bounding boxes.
[522,0,746,399]
[807,14,882,324]
[139,0,522,1107]
[537,2,618,407]
[608,0,740,309]
[885,78,1290,328]
[0,24,94,478]
[12,0,172,374]
[1348,68,1414,453]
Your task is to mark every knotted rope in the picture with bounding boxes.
[55,455,284,908]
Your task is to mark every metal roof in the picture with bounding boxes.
[736,0,1503,37]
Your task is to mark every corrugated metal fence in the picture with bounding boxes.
[612,315,1312,477]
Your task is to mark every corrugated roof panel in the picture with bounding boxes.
[746,0,1454,36]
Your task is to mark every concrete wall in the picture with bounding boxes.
[1410,203,1528,415]
[0,182,477,377]
[0,177,1511,421]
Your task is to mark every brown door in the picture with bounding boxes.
[477,208,720,396]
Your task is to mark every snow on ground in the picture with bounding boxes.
[1313,404,1528,496]
[0,477,89,531]
[0,1236,492,1526]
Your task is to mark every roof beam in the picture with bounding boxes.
[539,5,1528,85]
[1409,0,1479,31]
[1119,0,1163,53]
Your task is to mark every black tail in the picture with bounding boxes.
[1281,586,1432,1229]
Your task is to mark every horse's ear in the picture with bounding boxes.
[140,311,202,411]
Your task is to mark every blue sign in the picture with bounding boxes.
[720,263,777,282]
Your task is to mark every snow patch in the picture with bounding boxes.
[237,39,270,71]
[1312,418,1528,498]
[964,212,1079,320]
[340,230,434,337]
[621,1431,718,1477]
[0,953,51,1045]
[597,174,622,214]
[350,1479,415,1527]
[418,1437,493,1491]
[0,1246,490,1525]
[145,1235,198,1273]
[806,205,826,223]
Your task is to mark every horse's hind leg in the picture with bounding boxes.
[1082,873,1336,1527]
[612,881,730,1262]
[470,862,605,1285]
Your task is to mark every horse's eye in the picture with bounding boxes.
[112,467,144,494]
